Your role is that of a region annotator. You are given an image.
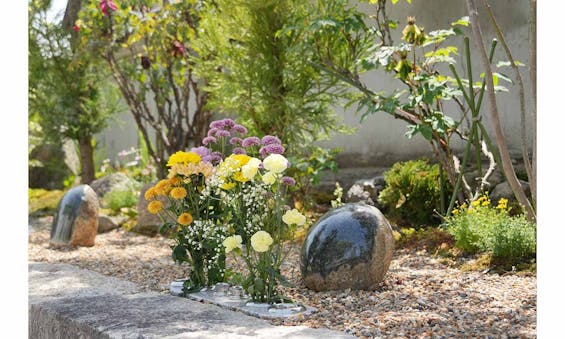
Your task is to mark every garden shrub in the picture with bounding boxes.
[103,189,139,215]
[378,159,445,226]
[444,195,536,262]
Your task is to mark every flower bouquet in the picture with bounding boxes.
[146,118,307,303]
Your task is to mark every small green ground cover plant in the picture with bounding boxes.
[444,195,536,265]
[378,159,447,226]
[103,189,139,217]
[28,188,66,216]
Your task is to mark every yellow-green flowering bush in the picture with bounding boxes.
[444,195,536,262]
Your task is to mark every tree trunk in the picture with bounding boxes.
[465,0,536,221]
[78,135,95,184]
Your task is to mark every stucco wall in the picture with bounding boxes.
[96,0,533,168]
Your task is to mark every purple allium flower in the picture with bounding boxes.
[232,147,247,155]
[210,120,225,129]
[261,135,281,146]
[207,128,219,137]
[216,130,231,138]
[232,124,248,134]
[222,118,236,128]
[242,137,261,148]
[202,136,217,145]
[210,151,223,163]
[281,176,296,186]
[191,146,211,158]
[229,137,242,146]
[260,144,285,158]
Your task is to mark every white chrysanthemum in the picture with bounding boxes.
[250,231,273,252]
[262,171,277,185]
[222,235,243,253]
[262,154,288,173]
[241,157,262,180]
[282,208,306,226]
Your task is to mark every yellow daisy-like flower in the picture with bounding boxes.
[233,171,249,183]
[166,151,202,167]
[147,200,164,214]
[144,187,157,201]
[250,231,273,253]
[177,212,193,226]
[496,198,508,210]
[170,187,187,200]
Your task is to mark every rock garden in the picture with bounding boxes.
[29,0,538,337]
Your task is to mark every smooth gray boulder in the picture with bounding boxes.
[301,203,394,291]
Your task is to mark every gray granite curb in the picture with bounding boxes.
[29,262,355,339]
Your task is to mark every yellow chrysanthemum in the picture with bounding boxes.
[262,171,277,185]
[168,176,182,186]
[166,151,202,167]
[250,231,273,253]
[147,200,164,214]
[221,181,236,190]
[222,235,243,253]
[155,179,172,195]
[241,157,261,180]
[230,154,251,167]
[263,154,288,173]
[170,187,187,200]
[168,162,214,179]
[144,187,157,201]
[177,212,193,226]
[282,209,306,226]
[233,171,250,183]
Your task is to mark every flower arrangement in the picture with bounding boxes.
[146,118,307,302]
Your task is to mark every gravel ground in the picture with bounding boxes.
[29,216,536,338]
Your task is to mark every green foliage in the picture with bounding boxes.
[103,189,139,215]
[445,196,536,261]
[29,4,118,144]
[378,159,446,226]
[285,146,340,206]
[194,0,353,161]
[79,0,211,175]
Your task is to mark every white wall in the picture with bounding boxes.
[97,0,533,168]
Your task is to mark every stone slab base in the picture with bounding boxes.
[29,262,354,338]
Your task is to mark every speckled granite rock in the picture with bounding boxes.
[300,203,394,291]
[50,185,99,247]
